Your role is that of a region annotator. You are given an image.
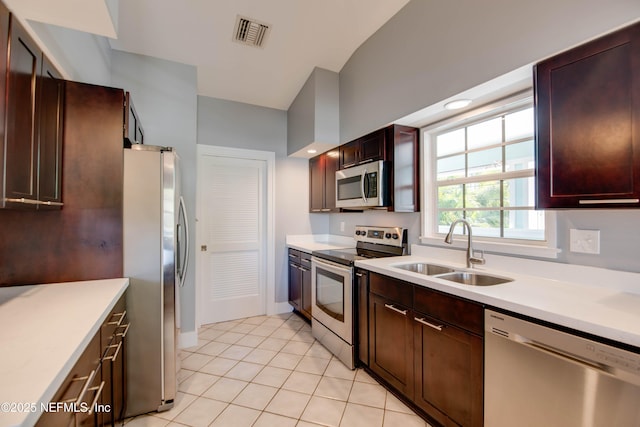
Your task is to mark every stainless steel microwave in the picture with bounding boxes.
[335,160,391,208]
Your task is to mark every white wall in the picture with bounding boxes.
[111,51,199,332]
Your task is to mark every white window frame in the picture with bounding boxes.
[420,92,560,259]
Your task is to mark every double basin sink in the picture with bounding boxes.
[393,262,513,286]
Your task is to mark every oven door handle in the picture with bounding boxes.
[312,256,352,272]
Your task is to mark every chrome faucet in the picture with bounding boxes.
[444,219,485,268]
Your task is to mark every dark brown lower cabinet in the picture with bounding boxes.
[414,313,483,427]
[101,295,128,426]
[367,272,484,427]
[36,334,102,427]
[288,248,312,321]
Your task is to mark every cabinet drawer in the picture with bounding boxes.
[369,273,413,307]
[414,286,483,336]
[288,248,302,263]
[101,295,126,357]
[300,251,312,269]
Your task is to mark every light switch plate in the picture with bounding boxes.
[340,221,345,232]
[569,229,600,254]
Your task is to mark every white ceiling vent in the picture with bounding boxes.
[233,15,270,48]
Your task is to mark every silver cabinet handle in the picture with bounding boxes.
[414,317,444,331]
[107,310,126,326]
[579,199,639,204]
[64,369,96,404]
[86,381,105,415]
[116,323,130,338]
[384,303,407,316]
[355,272,364,277]
[4,198,64,206]
[289,253,300,259]
[104,341,123,362]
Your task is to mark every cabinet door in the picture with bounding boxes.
[414,314,483,427]
[535,22,640,208]
[369,293,414,398]
[359,129,385,164]
[309,154,324,212]
[288,251,302,311]
[300,264,312,319]
[355,269,369,366]
[4,17,42,207]
[339,139,359,169]
[37,57,64,208]
[323,150,338,211]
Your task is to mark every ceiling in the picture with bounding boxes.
[9,0,411,111]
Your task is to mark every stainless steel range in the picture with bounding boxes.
[311,226,407,369]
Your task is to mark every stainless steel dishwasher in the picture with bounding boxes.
[485,309,640,426]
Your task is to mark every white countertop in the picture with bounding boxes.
[0,278,129,427]
[286,234,356,253]
[356,247,640,348]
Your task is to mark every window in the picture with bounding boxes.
[423,96,551,250]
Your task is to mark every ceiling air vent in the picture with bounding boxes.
[233,15,270,48]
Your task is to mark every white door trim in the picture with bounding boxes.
[195,144,276,329]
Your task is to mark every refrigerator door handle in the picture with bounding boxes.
[177,196,190,287]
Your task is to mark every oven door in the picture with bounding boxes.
[311,257,353,344]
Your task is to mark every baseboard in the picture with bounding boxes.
[269,301,293,316]
[178,329,198,349]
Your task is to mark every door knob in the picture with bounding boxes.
[201,245,207,251]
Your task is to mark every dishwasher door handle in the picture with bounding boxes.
[519,339,623,381]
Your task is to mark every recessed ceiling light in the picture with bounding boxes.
[444,99,472,110]
[307,149,317,154]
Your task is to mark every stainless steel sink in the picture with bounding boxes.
[437,271,513,286]
[394,263,455,275]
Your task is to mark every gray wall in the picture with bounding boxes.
[29,22,112,86]
[111,51,199,332]
[335,0,640,273]
[197,97,327,302]
[339,0,640,142]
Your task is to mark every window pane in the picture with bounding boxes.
[505,108,533,141]
[437,210,463,234]
[503,177,535,208]
[468,147,502,176]
[467,117,502,149]
[438,184,463,208]
[504,209,545,240]
[437,154,465,180]
[465,211,501,237]
[465,180,501,208]
[505,140,534,171]
[436,128,465,156]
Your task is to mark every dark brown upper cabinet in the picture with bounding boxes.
[535,21,640,209]
[339,128,386,169]
[1,10,64,210]
[309,148,338,212]
[124,91,144,147]
[37,56,65,209]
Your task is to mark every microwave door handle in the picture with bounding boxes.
[361,169,368,204]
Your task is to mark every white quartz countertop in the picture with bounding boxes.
[0,278,129,427]
[355,253,640,348]
[286,234,356,253]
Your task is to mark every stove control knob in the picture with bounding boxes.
[385,233,391,239]
[355,230,363,236]
[392,233,399,239]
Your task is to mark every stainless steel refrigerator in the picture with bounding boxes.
[123,144,189,416]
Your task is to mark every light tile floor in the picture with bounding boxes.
[124,312,431,427]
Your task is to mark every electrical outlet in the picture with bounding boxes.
[569,229,600,254]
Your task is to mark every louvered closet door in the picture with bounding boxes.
[198,154,267,324]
